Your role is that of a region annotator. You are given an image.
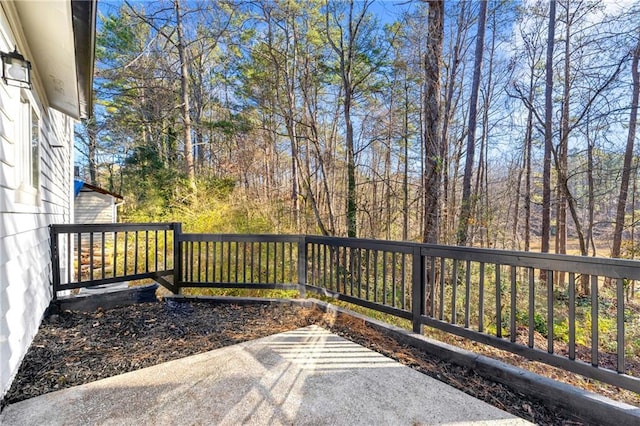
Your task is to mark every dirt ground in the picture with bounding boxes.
[3,300,590,424]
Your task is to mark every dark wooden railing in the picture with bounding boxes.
[50,223,179,294]
[179,233,302,292]
[50,223,640,394]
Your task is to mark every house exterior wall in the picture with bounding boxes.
[0,6,74,399]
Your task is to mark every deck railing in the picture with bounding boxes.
[50,223,640,394]
[50,223,179,294]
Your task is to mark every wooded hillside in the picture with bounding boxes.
[77,0,640,259]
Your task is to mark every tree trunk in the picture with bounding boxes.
[422,0,444,244]
[524,70,534,252]
[345,91,357,237]
[556,8,571,285]
[403,79,410,241]
[174,0,196,190]
[457,0,487,246]
[542,1,556,259]
[612,39,640,259]
[440,1,467,244]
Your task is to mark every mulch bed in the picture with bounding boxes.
[3,300,585,425]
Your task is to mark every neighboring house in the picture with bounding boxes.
[0,0,96,400]
[75,180,123,224]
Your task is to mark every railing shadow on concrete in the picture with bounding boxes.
[50,222,640,394]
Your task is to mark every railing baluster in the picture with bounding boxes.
[242,242,246,284]
[235,240,240,283]
[190,242,195,282]
[342,246,347,294]
[67,232,72,283]
[591,275,599,367]
[227,241,232,283]
[280,241,285,283]
[373,250,379,303]
[357,249,362,299]
[382,251,388,305]
[221,241,226,282]
[310,243,316,286]
[323,244,328,289]
[451,259,458,324]
[350,248,355,297]
[547,270,554,353]
[291,242,295,283]
[273,241,278,284]
[317,244,322,287]
[155,230,159,272]
[183,241,188,282]
[165,229,169,270]
[249,242,254,283]
[465,260,471,328]
[101,232,106,279]
[145,230,149,273]
[617,277,625,373]
[569,272,576,359]
[329,245,334,291]
[335,246,340,292]
[265,242,270,284]
[123,231,128,276]
[204,241,209,283]
[430,257,436,317]
[401,253,406,310]
[478,262,485,332]
[89,232,94,282]
[529,268,536,348]
[496,264,502,338]
[392,252,397,307]
[133,231,139,274]
[197,241,202,283]
[257,242,262,283]
[211,241,217,283]
[510,265,516,343]
[365,249,371,301]
[439,257,445,321]
[293,242,297,284]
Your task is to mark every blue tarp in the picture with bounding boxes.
[74,180,84,197]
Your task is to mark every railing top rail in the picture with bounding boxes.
[420,243,640,279]
[305,235,418,253]
[50,222,178,233]
[179,233,303,243]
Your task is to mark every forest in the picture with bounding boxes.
[76,0,640,260]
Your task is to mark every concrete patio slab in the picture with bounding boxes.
[1,325,531,425]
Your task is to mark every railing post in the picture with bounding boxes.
[412,245,425,334]
[173,222,182,294]
[50,225,60,300]
[297,236,307,298]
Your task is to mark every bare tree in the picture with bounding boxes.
[422,0,444,243]
[457,0,488,246]
[612,38,640,258]
[325,0,378,238]
[541,0,556,257]
[174,0,196,190]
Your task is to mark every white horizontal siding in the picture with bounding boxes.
[0,4,75,400]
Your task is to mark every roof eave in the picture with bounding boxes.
[72,0,97,120]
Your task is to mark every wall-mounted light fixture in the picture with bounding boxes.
[1,47,31,89]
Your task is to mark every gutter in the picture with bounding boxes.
[71,0,97,119]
